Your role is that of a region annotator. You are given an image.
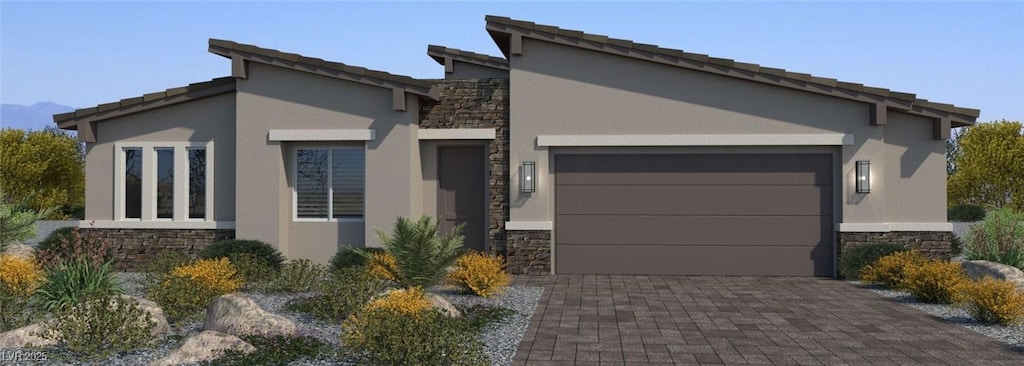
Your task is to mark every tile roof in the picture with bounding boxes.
[54,77,236,127]
[209,39,437,99]
[485,15,979,125]
[427,45,509,70]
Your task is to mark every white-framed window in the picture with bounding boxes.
[114,142,214,222]
[293,146,365,221]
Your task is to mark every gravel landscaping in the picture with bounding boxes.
[861,282,1024,349]
[15,272,543,366]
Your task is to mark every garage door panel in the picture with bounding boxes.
[556,185,831,216]
[556,244,833,276]
[556,214,830,246]
[556,154,832,186]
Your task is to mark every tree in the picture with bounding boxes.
[0,189,54,249]
[0,127,85,219]
[946,127,963,176]
[947,120,1024,211]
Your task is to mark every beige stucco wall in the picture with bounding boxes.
[448,61,509,80]
[234,62,422,264]
[884,112,947,222]
[84,93,237,222]
[508,38,941,227]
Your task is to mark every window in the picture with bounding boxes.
[295,147,365,220]
[116,143,212,222]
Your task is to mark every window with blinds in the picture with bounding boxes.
[295,147,365,219]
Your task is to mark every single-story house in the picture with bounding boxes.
[55,15,978,276]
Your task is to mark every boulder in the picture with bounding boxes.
[2,243,35,259]
[0,323,56,349]
[202,294,296,337]
[426,293,461,317]
[961,260,1024,288]
[113,295,171,336]
[149,330,254,366]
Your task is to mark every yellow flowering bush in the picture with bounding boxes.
[366,252,399,283]
[170,257,242,294]
[364,287,432,315]
[902,259,970,304]
[448,252,510,298]
[0,254,45,295]
[149,258,242,322]
[958,277,1024,325]
[860,250,927,290]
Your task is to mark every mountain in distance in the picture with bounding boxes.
[1,102,75,131]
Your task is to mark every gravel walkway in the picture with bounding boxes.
[13,272,542,366]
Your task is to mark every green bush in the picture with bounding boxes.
[41,295,154,359]
[360,215,465,289]
[460,304,516,332]
[964,208,1024,270]
[199,240,284,271]
[0,286,41,332]
[204,334,331,366]
[35,226,114,269]
[948,204,987,222]
[148,259,241,323]
[228,253,278,291]
[342,307,487,366]
[35,226,75,255]
[329,246,385,272]
[142,250,192,287]
[33,259,122,311]
[951,235,964,256]
[283,267,385,322]
[266,259,325,293]
[838,243,907,279]
[0,189,55,250]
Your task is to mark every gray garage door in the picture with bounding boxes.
[555,153,833,276]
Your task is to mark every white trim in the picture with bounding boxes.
[80,220,235,230]
[536,134,855,147]
[505,221,553,230]
[838,223,954,232]
[113,141,214,224]
[418,128,496,140]
[269,129,375,142]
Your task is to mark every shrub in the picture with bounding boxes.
[365,287,432,315]
[0,128,85,220]
[948,204,987,222]
[41,295,154,359]
[204,334,331,366]
[0,254,45,296]
[860,251,927,289]
[149,258,241,322]
[329,246,385,272]
[199,240,284,271]
[0,189,56,250]
[228,253,278,291]
[958,277,1024,325]
[951,235,964,256]
[0,286,39,332]
[36,226,114,269]
[366,252,399,283]
[266,259,325,293]
[142,250,192,289]
[838,243,908,280]
[342,307,487,366]
[963,208,1024,270]
[35,226,75,255]
[902,259,970,304]
[33,258,122,311]
[448,252,510,297]
[460,304,516,332]
[360,215,465,289]
[283,267,386,322]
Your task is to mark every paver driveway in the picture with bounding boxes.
[512,275,1024,365]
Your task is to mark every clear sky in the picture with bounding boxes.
[2,1,1021,122]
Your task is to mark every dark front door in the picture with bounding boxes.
[438,146,486,252]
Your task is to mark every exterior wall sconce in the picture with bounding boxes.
[856,160,871,193]
[521,161,536,193]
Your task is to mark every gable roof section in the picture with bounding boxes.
[54,77,236,129]
[209,39,438,100]
[485,15,978,126]
[427,45,509,71]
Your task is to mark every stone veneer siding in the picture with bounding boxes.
[82,229,235,270]
[506,230,551,275]
[838,231,953,260]
[419,78,510,254]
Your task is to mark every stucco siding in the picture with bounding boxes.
[234,63,421,261]
[509,39,888,225]
[449,61,509,80]
[884,112,946,223]
[85,93,236,222]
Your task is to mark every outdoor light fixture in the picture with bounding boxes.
[521,161,536,193]
[856,160,871,193]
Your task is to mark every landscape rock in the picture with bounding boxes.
[427,293,462,317]
[202,293,296,337]
[149,330,254,366]
[2,243,35,259]
[0,323,57,349]
[961,260,1024,288]
[113,295,171,336]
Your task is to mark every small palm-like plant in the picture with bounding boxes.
[359,216,465,289]
[0,189,55,250]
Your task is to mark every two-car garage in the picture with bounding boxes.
[554,153,835,277]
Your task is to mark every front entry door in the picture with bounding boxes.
[438,146,486,252]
